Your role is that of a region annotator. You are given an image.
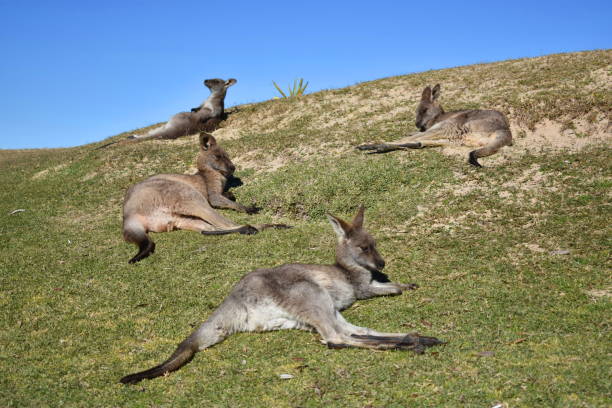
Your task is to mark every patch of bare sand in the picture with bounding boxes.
[32,163,68,180]
[232,142,350,173]
[81,172,98,182]
[501,164,557,192]
[585,287,612,300]
[212,127,243,141]
[522,243,547,253]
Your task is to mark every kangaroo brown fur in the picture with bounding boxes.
[128,78,236,142]
[119,206,443,384]
[357,84,513,167]
[122,132,290,263]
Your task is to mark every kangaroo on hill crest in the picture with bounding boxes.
[128,78,236,141]
[119,206,443,384]
[122,132,289,263]
[357,84,513,167]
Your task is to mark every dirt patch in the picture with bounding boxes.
[585,287,612,300]
[522,243,547,253]
[81,172,98,182]
[212,127,243,141]
[32,163,68,180]
[232,142,350,174]
[501,164,557,192]
[516,116,610,151]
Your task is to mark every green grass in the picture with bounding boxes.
[1,50,611,407]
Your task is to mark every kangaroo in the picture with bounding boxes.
[119,206,443,384]
[122,132,290,263]
[128,78,237,141]
[357,84,513,167]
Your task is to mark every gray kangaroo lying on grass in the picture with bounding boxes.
[122,132,290,263]
[128,78,236,141]
[357,84,513,167]
[120,206,443,384]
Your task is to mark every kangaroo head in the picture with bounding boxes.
[196,132,236,177]
[415,84,443,131]
[327,206,385,273]
[204,78,237,93]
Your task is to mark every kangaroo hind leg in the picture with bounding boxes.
[173,194,257,235]
[331,311,444,353]
[287,284,441,353]
[468,129,512,167]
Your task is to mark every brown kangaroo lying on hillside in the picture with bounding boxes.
[122,132,290,263]
[120,206,443,384]
[357,84,513,167]
[128,78,236,141]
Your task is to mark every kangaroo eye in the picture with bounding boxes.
[360,246,369,252]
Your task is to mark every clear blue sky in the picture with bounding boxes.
[0,0,610,149]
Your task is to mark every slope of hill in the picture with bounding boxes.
[1,50,610,407]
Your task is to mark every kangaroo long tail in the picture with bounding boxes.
[120,315,230,384]
[120,337,198,384]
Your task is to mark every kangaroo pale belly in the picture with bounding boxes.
[462,132,495,147]
[245,303,310,332]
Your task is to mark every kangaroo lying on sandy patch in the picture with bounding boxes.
[120,206,443,384]
[128,78,236,141]
[122,132,290,263]
[357,84,513,167]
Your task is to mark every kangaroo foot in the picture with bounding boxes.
[357,144,401,154]
[356,144,380,151]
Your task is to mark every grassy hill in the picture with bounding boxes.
[1,50,610,407]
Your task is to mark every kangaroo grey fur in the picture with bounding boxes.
[119,206,443,384]
[357,84,513,167]
[128,78,236,141]
[122,132,290,263]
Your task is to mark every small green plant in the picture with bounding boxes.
[273,78,309,98]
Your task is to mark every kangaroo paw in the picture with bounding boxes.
[245,205,261,215]
[468,151,483,167]
[399,283,419,291]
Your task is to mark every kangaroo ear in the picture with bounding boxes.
[352,205,365,230]
[431,84,441,101]
[199,132,217,151]
[421,86,432,102]
[225,78,237,87]
[327,214,352,241]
